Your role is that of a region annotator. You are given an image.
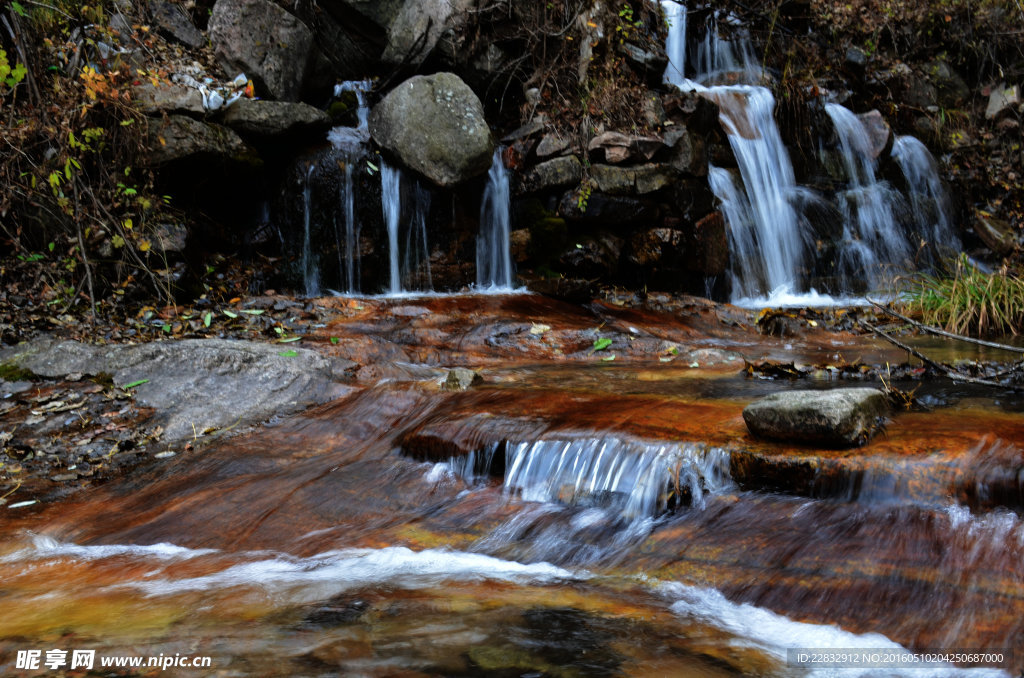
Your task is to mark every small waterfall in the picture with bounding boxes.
[405,182,432,291]
[694,13,761,86]
[825,103,909,290]
[503,437,733,518]
[379,160,433,295]
[381,160,403,295]
[326,80,374,294]
[891,135,960,265]
[476,150,515,290]
[661,1,687,87]
[706,88,807,299]
[665,14,809,302]
[301,164,319,296]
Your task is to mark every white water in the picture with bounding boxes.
[826,103,910,291]
[662,581,1010,677]
[476,149,515,290]
[502,437,733,518]
[661,1,687,87]
[664,11,811,303]
[704,88,808,300]
[380,160,403,295]
[113,546,580,599]
[891,135,960,265]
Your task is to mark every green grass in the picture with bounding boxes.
[900,254,1024,336]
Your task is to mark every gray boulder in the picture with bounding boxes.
[222,99,330,137]
[369,72,493,187]
[743,388,889,448]
[146,115,259,166]
[382,0,473,66]
[208,0,313,101]
[514,156,582,195]
[150,0,205,49]
[591,163,676,196]
[1,337,356,444]
[856,110,892,159]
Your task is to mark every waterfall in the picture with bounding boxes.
[891,135,960,265]
[663,12,809,302]
[381,160,403,295]
[693,13,761,86]
[825,103,909,290]
[503,437,733,518]
[326,79,373,294]
[300,164,319,296]
[379,160,433,295]
[661,1,687,87]
[405,182,433,291]
[706,88,807,299]
[476,150,515,290]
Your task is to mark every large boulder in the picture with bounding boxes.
[222,99,330,137]
[369,72,494,187]
[145,115,259,166]
[150,0,205,49]
[382,0,473,66]
[208,0,314,101]
[743,388,889,448]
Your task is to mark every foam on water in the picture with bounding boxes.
[111,546,581,597]
[661,581,1011,677]
[0,533,215,563]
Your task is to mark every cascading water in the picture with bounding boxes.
[300,164,318,296]
[891,135,960,265]
[326,79,373,294]
[476,150,515,290]
[825,103,910,291]
[705,87,808,300]
[664,13,960,304]
[664,11,809,302]
[380,160,403,295]
[379,160,433,295]
[661,1,687,87]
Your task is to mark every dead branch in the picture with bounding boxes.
[867,297,1024,354]
[858,319,1021,391]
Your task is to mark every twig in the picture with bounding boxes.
[2,12,41,108]
[867,297,1024,354]
[858,319,1020,390]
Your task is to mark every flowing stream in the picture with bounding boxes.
[0,296,1020,676]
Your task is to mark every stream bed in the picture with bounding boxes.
[0,294,1020,677]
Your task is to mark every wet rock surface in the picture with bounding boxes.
[1,337,356,444]
[742,387,890,447]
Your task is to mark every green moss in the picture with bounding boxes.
[0,363,37,382]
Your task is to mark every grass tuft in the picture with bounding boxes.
[898,254,1024,336]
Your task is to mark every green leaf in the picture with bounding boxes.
[592,337,612,352]
[278,336,301,343]
[162,324,171,333]
[223,309,238,318]
[240,309,264,315]
[48,241,55,252]
[11,2,27,17]
[601,354,616,362]
[122,379,149,389]
[330,337,340,344]
[203,311,212,327]
[278,350,298,357]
